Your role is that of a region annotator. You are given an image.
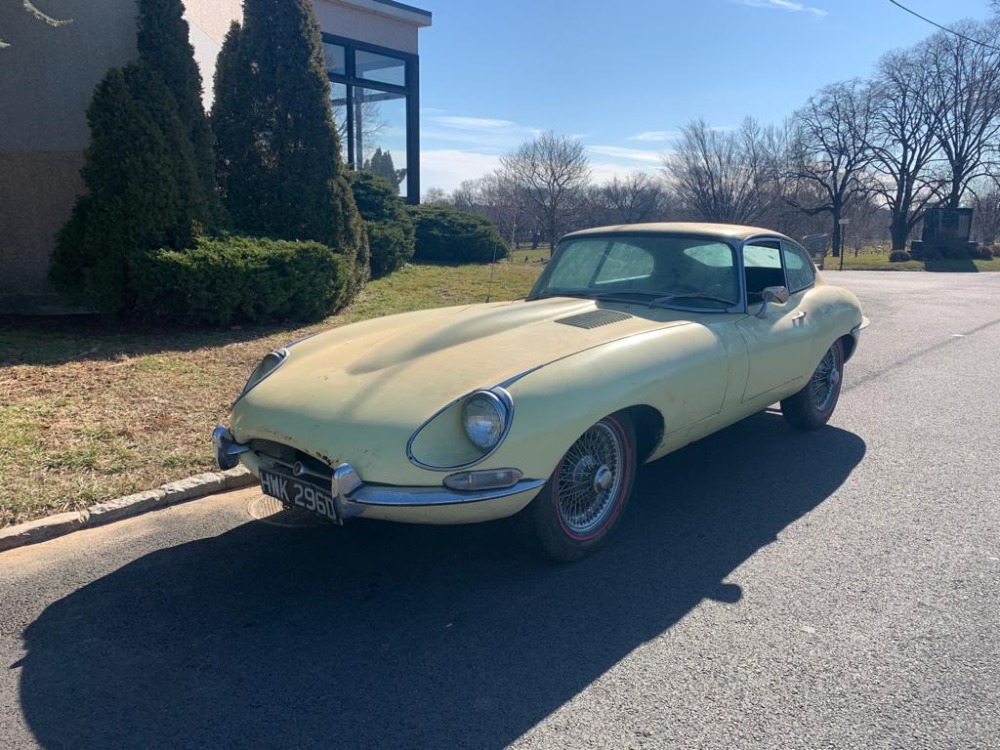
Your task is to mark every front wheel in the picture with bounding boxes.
[781,339,845,431]
[524,412,636,562]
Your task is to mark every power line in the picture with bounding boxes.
[886,0,1000,52]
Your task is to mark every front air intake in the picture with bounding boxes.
[555,310,633,329]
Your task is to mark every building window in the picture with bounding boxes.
[323,35,419,202]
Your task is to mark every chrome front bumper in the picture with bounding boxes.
[212,426,544,523]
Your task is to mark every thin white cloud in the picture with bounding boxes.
[629,130,681,142]
[423,113,543,153]
[587,161,661,186]
[587,145,664,165]
[734,0,827,17]
[431,116,518,130]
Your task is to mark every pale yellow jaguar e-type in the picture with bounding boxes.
[214,223,868,561]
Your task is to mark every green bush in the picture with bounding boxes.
[212,0,368,296]
[976,244,995,260]
[348,171,415,277]
[131,236,349,325]
[407,204,508,264]
[889,250,912,263]
[50,64,206,314]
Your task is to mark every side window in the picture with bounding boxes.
[743,240,785,301]
[782,243,816,293]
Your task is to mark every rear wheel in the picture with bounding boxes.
[525,412,636,562]
[781,339,844,430]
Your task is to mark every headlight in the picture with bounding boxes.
[462,390,509,451]
[236,349,287,402]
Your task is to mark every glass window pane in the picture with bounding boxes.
[324,43,346,77]
[329,82,349,165]
[595,242,654,284]
[546,240,608,289]
[743,243,782,268]
[783,245,815,292]
[356,50,405,87]
[743,242,785,300]
[355,87,408,197]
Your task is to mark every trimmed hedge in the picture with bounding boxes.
[349,171,415,278]
[889,250,912,262]
[131,236,349,325]
[407,204,508,264]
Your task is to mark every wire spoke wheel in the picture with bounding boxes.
[810,346,841,412]
[555,421,625,537]
[523,412,637,562]
[781,339,845,431]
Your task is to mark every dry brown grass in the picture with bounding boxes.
[0,258,543,527]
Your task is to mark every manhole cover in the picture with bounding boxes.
[247,494,328,528]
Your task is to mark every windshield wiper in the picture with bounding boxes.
[650,292,737,308]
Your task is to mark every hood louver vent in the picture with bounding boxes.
[555,310,633,329]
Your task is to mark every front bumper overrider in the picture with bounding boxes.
[212,426,544,524]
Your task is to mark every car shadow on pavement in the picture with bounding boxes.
[18,412,865,750]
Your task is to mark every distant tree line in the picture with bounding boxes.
[437,15,1000,256]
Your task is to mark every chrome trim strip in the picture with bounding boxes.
[347,476,545,507]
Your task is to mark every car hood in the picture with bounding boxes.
[232,298,690,474]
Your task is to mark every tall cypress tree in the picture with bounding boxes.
[136,0,222,227]
[213,0,368,292]
[50,65,202,313]
[364,148,406,195]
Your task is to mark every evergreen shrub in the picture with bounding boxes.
[407,204,508,264]
[131,236,350,325]
[349,171,415,277]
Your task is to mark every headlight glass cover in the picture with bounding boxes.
[237,349,287,402]
[462,391,508,451]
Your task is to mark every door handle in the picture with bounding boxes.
[791,311,807,320]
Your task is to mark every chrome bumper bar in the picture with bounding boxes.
[212,426,544,522]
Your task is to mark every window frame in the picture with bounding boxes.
[322,33,420,203]
[780,240,817,294]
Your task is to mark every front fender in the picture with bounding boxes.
[479,322,731,479]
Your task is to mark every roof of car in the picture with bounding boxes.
[561,222,795,244]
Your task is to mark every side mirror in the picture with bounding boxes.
[756,285,789,319]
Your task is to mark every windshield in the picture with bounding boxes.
[528,234,740,310]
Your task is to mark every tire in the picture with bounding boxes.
[524,412,637,562]
[780,339,845,431]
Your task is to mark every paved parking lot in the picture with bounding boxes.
[1,271,998,749]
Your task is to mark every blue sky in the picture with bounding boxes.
[415,0,994,193]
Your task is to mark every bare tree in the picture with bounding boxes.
[921,19,1000,210]
[479,169,530,247]
[592,172,668,224]
[868,49,946,250]
[789,80,876,256]
[969,177,1000,243]
[421,186,450,204]
[662,117,785,225]
[500,131,591,251]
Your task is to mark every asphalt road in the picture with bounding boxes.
[1,271,998,750]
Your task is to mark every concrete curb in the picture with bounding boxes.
[0,466,256,553]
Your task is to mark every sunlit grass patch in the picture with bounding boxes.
[0,258,543,527]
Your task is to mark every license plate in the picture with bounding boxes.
[260,470,338,522]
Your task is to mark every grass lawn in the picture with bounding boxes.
[0,257,544,527]
[818,251,1000,272]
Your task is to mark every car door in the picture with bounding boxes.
[736,238,816,403]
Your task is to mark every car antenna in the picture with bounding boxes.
[485,239,504,303]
